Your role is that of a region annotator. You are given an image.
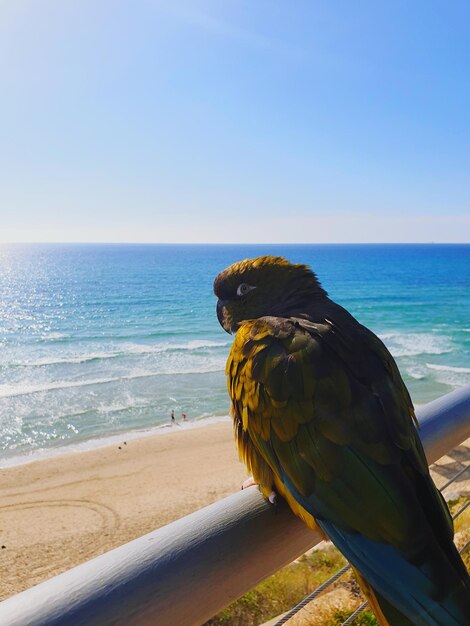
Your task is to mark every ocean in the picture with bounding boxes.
[1,243,469,466]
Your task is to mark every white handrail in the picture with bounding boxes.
[1,385,470,626]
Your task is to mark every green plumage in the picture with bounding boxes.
[215,256,470,626]
[229,317,433,548]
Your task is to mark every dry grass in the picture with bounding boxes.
[204,546,348,626]
[449,494,470,570]
[204,546,379,626]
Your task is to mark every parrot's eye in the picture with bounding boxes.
[236,283,256,297]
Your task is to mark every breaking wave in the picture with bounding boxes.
[379,332,453,358]
[11,340,231,368]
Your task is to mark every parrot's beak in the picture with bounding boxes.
[216,299,233,334]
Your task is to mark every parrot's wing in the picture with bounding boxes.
[228,316,470,626]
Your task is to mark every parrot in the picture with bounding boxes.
[214,255,470,626]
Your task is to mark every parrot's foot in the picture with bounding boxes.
[241,476,257,490]
[241,476,277,505]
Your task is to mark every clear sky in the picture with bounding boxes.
[1,1,469,243]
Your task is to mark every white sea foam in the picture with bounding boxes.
[425,363,470,388]
[40,332,69,341]
[379,332,453,358]
[13,339,231,367]
[122,339,230,354]
[24,352,119,366]
[405,365,427,380]
[0,365,225,399]
[426,364,470,374]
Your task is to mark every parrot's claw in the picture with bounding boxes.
[241,476,257,490]
[241,477,277,506]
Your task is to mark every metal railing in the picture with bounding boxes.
[1,384,470,626]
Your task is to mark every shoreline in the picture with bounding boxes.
[1,401,430,471]
[0,413,232,469]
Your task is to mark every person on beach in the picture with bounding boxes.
[181,413,187,421]
[170,410,175,423]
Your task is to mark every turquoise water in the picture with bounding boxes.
[0,243,469,464]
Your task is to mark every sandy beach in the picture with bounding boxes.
[0,422,248,601]
[0,420,468,611]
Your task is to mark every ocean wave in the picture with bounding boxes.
[42,402,152,422]
[379,332,453,357]
[426,363,470,374]
[11,339,231,367]
[38,333,70,342]
[425,362,470,388]
[404,366,427,380]
[23,352,120,366]
[0,366,224,399]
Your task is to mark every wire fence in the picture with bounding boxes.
[272,565,351,626]
[271,457,470,626]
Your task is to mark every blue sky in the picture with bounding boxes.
[1,1,469,243]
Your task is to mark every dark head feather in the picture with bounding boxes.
[214,256,327,333]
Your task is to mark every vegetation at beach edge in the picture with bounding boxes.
[204,545,377,626]
[205,493,469,626]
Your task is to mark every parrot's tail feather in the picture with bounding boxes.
[318,520,470,626]
[372,589,419,626]
[352,567,415,626]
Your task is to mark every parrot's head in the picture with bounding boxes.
[214,255,327,334]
